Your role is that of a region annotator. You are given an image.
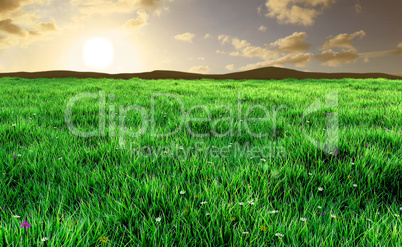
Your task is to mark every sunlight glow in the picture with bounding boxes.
[83,38,114,69]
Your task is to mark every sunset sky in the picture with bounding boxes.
[0,0,401,74]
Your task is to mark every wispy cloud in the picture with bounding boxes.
[320,30,365,50]
[315,48,359,67]
[258,25,267,32]
[174,32,195,43]
[120,9,149,31]
[189,65,209,73]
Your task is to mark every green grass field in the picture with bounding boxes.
[0,77,401,246]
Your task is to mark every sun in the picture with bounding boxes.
[83,38,114,69]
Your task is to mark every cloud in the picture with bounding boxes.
[204,33,212,39]
[0,19,28,36]
[226,64,235,71]
[320,30,365,50]
[231,38,251,50]
[239,52,313,70]
[269,32,311,53]
[265,0,336,26]
[174,32,195,43]
[120,9,149,31]
[0,19,59,49]
[188,65,209,74]
[315,49,359,67]
[0,0,49,15]
[355,3,362,13]
[70,0,168,15]
[37,21,58,32]
[218,35,231,45]
[0,35,18,48]
[218,33,315,70]
[258,25,267,32]
[393,43,402,55]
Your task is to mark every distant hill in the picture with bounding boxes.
[0,67,401,80]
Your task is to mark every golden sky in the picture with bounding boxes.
[0,0,401,74]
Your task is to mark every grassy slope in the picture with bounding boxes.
[0,77,402,246]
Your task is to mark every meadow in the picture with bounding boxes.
[0,77,401,246]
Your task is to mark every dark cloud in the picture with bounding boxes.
[269,32,311,53]
[0,19,27,36]
[315,49,359,67]
[320,30,365,50]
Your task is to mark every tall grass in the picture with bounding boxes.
[0,77,401,246]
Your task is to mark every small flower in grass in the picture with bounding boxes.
[248,200,255,205]
[13,215,20,218]
[330,214,336,218]
[13,155,18,158]
[99,236,109,243]
[300,217,307,222]
[239,202,244,206]
[308,173,312,176]
[259,225,267,231]
[269,210,279,214]
[353,184,358,187]
[394,214,399,217]
[140,130,143,133]
[347,175,352,179]
[183,210,189,214]
[230,217,236,221]
[206,213,210,216]
[275,233,284,238]
[318,206,322,209]
[200,201,207,205]
[41,237,48,242]
[321,213,325,216]
[155,217,162,222]
[399,207,402,211]
[242,231,249,234]
[20,221,31,228]
[366,144,369,147]
[179,191,186,195]
[367,219,372,222]
[318,187,324,191]
[194,195,199,198]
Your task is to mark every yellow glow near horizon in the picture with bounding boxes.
[83,38,114,69]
